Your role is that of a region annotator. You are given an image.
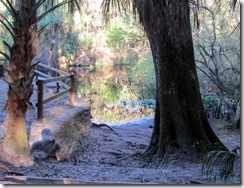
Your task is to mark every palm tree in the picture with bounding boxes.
[0,0,67,167]
[101,0,239,164]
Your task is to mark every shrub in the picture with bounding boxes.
[106,26,127,51]
[78,34,93,50]
[201,92,238,121]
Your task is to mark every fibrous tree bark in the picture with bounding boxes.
[0,0,67,166]
[0,0,38,166]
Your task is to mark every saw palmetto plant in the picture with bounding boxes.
[202,148,240,181]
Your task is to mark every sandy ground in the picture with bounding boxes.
[0,78,241,185]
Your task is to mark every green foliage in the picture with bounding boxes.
[202,150,239,181]
[60,31,80,56]
[97,60,105,71]
[78,33,93,50]
[89,79,123,106]
[103,80,123,105]
[106,25,127,50]
[76,79,92,97]
[201,93,237,119]
[127,53,156,99]
[121,99,155,110]
[105,18,141,52]
[202,93,222,111]
[76,75,155,123]
[76,78,122,106]
[39,9,94,58]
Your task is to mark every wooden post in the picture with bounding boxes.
[37,80,44,123]
[70,74,75,107]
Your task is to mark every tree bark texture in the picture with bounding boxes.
[1,0,38,166]
[136,0,228,162]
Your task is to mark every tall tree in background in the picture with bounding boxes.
[0,0,67,167]
[101,0,239,164]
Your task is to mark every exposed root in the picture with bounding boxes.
[92,123,119,136]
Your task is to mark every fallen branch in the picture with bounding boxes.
[4,175,156,184]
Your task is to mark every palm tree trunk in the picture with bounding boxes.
[2,92,34,166]
[0,0,37,166]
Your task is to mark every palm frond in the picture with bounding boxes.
[31,0,47,17]
[69,0,83,13]
[0,0,17,19]
[0,51,10,61]
[0,13,14,30]
[101,0,133,23]
[202,150,239,181]
[101,0,120,22]
[36,0,47,8]
[2,40,12,51]
[230,0,238,11]
[0,14,15,40]
[34,23,49,40]
[213,0,239,12]
[36,1,69,23]
[0,21,15,40]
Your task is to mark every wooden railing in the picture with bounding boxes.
[35,63,75,122]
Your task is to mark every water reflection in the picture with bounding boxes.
[57,51,154,123]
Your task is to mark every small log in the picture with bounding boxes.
[4,175,157,184]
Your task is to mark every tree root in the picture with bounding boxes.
[92,123,119,136]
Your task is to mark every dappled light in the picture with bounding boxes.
[0,0,240,185]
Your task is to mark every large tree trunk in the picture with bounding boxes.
[0,0,37,166]
[137,1,228,163]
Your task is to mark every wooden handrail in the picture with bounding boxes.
[38,63,69,76]
[34,70,69,89]
[39,75,71,84]
[35,63,75,123]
